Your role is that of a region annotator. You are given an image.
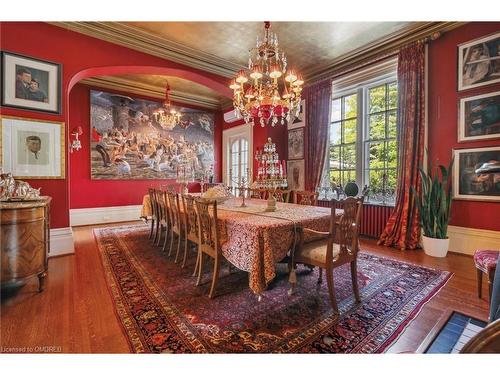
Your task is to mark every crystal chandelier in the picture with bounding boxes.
[153,82,181,130]
[229,21,304,127]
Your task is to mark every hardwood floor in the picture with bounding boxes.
[0,221,490,353]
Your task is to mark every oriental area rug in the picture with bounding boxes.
[94,224,451,353]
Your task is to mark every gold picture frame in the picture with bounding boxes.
[0,115,65,179]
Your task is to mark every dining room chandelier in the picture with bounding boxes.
[153,82,181,130]
[229,21,304,127]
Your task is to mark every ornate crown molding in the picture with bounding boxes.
[80,76,224,110]
[50,21,244,78]
[305,21,466,83]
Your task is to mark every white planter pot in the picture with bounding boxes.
[422,235,450,258]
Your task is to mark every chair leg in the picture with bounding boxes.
[181,239,189,268]
[351,259,361,303]
[317,268,323,285]
[174,234,182,263]
[153,218,160,244]
[193,249,200,277]
[196,252,204,286]
[155,224,163,246]
[168,230,175,257]
[162,226,169,253]
[488,271,494,300]
[149,218,155,239]
[326,267,339,313]
[477,268,483,299]
[209,257,221,299]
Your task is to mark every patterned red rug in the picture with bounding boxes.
[94,224,451,353]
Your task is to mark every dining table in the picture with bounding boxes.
[140,194,341,296]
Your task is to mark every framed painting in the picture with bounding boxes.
[0,115,65,179]
[453,146,500,202]
[458,91,500,142]
[458,32,500,91]
[287,159,305,191]
[90,90,215,180]
[1,51,62,114]
[288,127,304,160]
[288,99,305,130]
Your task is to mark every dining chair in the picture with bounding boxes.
[160,190,172,253]
[249,188,267,199]
[271,189,291,203]
[289,196,363,313]
[195,198,226,299]
[294,190,319,206]
[154,189,169,246]
[181,194,200,271]
[148,188,157,240]
[166,191,184,262]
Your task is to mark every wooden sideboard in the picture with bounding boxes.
[1,196,51,291]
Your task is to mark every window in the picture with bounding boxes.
[327,72,398,203]
[228,137,249,189]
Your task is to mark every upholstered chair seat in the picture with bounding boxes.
[295,240,341,264]
[473,249,499,300]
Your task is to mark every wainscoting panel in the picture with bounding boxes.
[70,205,143,227]
[50,227,75,257]
[318,200,394,239]
[447,225,500,256]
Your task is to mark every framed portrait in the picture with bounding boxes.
[453,146,500,202]
[90,90,215,180]
[288,99,305,130]
[0,116,65,179]
[1,51,62,114]
[458,91,500,142]
[287,159,305,191]
[288,128,304,160]
[458,32,500,91]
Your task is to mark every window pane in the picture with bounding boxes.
[369,84,386,113]
[386,169,397,191]
[369,169,385,191]
[241,138,248,152]
[367,142,385,170]
[329,146,340,169]
[331,98,341,122]
[388,110,397,139]
[386,140,398,168]
[369,113,386,140]
[342,170,356,185]
[341,144,356,170]
[231,140,239,153]
[388,82,398,110]
[343,94,357,119]
[329,169,341,186]
[330,122,341,145]
[344,119,357,144]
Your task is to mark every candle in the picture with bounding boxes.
[282,160,286,176]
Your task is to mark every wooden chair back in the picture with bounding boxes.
[148,188,158,220]
[294,190,319,206]
[166,191,182,235]
[331,197,363,258]
[271,189,290,203]
[249,188,267,199]
[195,198,220,258]
[182,194,199,243]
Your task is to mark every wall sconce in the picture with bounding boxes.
[70,126,83,153]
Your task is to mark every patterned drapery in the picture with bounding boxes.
[304,79,332,191]
[378,42,426,250]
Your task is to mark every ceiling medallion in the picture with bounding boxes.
[153,82,182,130]
[229,21,304,127]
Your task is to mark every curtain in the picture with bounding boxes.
[378,42,426,250]
[304,78,332,192]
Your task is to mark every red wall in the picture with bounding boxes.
[428,22,500,231]
[68,83,222,209]
[0,22,230,227]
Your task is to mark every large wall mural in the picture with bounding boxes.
[90,90,215,180]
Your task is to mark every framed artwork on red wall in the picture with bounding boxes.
[288,99,305,130]
[453,146,500,202]
[458,91,500,142]
[457,31,500,91]
[1,51,62,114]
[288,127,304,160]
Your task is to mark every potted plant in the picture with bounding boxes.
[413,158,453,257]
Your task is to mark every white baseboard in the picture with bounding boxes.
[50,227,75,257]
[448,225,500,256]
[70,205,143,226]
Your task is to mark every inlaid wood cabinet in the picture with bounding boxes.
[1,197,51,291]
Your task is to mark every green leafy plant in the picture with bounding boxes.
[412,157,454,239]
